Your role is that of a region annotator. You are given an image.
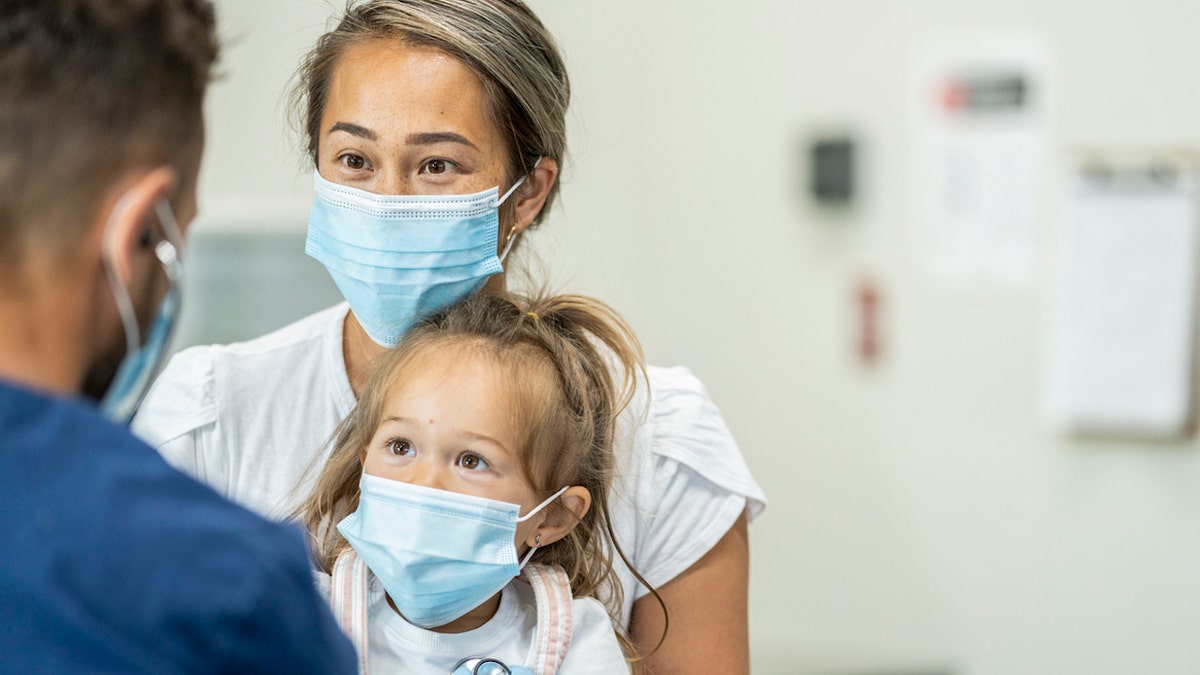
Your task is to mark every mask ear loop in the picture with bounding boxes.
[515,485,569,567]
[495,157,543,262]
[102,191,146,356]
[516,485,570,523]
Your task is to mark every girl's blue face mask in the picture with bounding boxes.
[337,473,568,629]
[306,166,533,347]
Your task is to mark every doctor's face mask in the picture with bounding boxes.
[305,168,532,348]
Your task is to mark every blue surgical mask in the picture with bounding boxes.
[306,167,534,348]
[100,199,183,424]
[337,473,568,629]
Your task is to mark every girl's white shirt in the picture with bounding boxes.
[133,302,765,626]
[312,570,629,674]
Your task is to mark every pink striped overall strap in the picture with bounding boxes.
[331,548,371,675]
[522,563,574,675]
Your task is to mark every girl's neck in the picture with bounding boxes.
[385,592,503,634]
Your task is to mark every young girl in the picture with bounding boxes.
[298,292,656,674]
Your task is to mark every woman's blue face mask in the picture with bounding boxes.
[305,166,533,347]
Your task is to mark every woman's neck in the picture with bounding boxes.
[341,311,389,398]
[340,275,511,398]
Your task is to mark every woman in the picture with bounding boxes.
[133,1,765,671]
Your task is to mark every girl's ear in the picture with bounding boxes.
[525,486,590,548]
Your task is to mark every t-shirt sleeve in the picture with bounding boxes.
[646,366,765,517]
[216,524,357,674]
[628,458,747,595]
[131,346,219,481]
[627,366,766,595]
[556,597,631,674]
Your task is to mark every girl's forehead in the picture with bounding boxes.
[387,343,497,391]
[384,341,555,406]
[414,340,491,368]
[379,348,509,424]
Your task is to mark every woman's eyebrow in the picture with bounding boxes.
[328,121,375,140]
[405,131,478,150]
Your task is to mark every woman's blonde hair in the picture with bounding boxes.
[298,291,664,667]
[289,0,569,226]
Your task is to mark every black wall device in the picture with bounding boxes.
[809,137,856,205]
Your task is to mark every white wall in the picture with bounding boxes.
[202,1,1200,673]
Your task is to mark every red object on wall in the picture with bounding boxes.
[941,79,968,111]
[857,279,881,365]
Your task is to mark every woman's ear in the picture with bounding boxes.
[525,485,590,548]
[100,167,176,286]
[510,157,559,236]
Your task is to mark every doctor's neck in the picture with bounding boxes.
[0,251,103,396]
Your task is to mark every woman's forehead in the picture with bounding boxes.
[323,39,500,149]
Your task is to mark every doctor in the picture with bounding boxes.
[134,0,766,671]
[0,1,355,672]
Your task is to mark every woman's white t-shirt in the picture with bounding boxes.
[133,303,765,626]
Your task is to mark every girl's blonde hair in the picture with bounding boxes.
[298,291,664,666]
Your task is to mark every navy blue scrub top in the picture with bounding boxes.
[0,380,356,674]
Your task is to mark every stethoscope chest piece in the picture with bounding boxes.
[452,656,534,675]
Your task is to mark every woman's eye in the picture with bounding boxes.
[421,159,452,175]
[387,439,414,456]
[456,452,490,471]
[340,153,366,170]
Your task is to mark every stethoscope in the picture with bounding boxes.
[453,656,534,675]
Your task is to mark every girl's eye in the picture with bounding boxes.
[340,153,367,170]
[456,452,490,471]
[387,438,414,456]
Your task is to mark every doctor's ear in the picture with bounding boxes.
[509,157,558,237]
[525,485,590,549]
[99,167,176,286]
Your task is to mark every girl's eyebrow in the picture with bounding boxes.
[462,430,505,448]
[378,417,510,454]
